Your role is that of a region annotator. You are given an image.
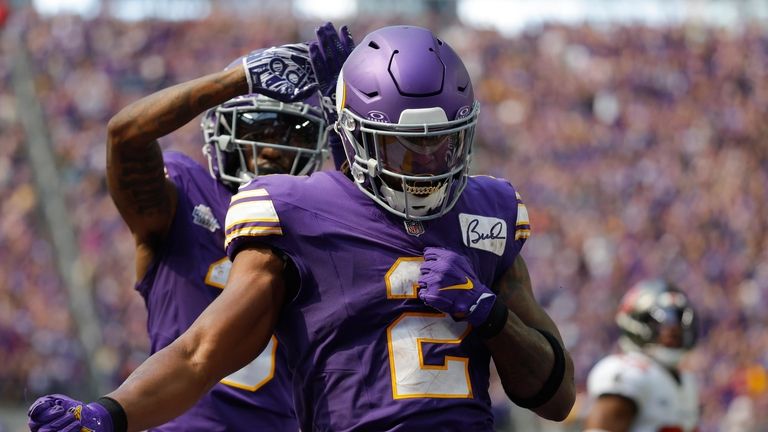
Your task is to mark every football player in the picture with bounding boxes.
[28,25,575,431]
[25,25,351,432]
[584,279,700,432]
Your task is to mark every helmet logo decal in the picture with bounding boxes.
[456,105,472,119]
[367,110,390,123]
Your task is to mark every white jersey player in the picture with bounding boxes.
[584,280,700,432]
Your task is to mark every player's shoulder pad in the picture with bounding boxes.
[466,175,525,211]
[163,151,199,174]
[163,150,202,169]
[236,173,315,204]
[228,173,323,234]
[467,174,518,195]
[466,175,530,242]
[225,172,336,258]
[587,353,652,401]
[226,177,288,254]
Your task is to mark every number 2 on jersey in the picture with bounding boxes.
[207,257,278,391]
[220,335,279,391]
[384,257,473,399]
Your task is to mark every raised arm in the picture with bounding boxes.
[486,255,576,420]
[109,245,286,430]
[105,66,248,276]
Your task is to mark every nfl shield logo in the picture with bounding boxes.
[404,220,425,237]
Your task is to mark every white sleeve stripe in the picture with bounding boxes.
[516,203,530,225]
[225,200,280,229]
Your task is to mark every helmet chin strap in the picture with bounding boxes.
[378,181,448,218]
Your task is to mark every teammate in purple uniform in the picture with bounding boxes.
[28,25,575,431]
[109,84,321,431]
[25,24,353,432]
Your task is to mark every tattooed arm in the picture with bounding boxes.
[106,67,249,279]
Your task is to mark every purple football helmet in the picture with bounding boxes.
[334,26,479,220]
[202,52,327,187]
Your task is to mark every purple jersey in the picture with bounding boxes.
[136,152,297,431]
[225,171,530,431]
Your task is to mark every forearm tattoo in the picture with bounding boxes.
[113,139,167,215]
[109,70,244,216]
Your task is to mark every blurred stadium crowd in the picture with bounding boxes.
[1,5,767,431]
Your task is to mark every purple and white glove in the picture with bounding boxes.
[242,44,318,103]
[28,394,113,432]
[308,22,355,124]
[418,247,498,327]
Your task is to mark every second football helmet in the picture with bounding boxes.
[616,279,698,368]
[202,51,327,187]
[334,26,479,220]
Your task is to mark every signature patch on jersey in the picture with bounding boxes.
[193,204,221,232]
[459,213,507,256]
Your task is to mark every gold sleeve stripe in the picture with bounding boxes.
[225,226,284,247]
[515,229,531,240]
[225,218,280,233]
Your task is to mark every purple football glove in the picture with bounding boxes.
[308,22,355,124]
[242,43,318,103]
[28,395,113,432]
[418,247,497,327]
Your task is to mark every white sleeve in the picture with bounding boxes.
[587,355,648,407]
